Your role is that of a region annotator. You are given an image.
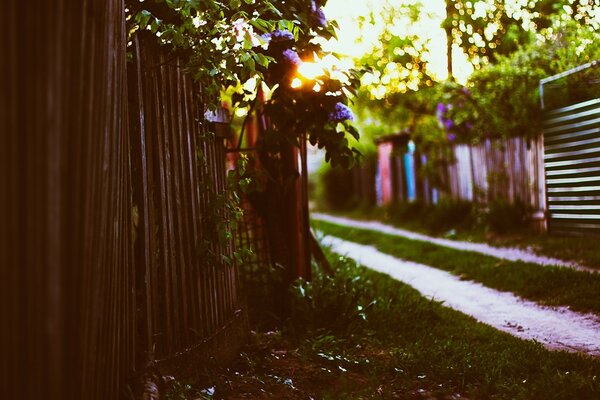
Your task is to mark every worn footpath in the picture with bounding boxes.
[313,214,600,356]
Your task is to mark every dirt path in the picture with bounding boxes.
[312,213,597,273]
[320,234,600,356]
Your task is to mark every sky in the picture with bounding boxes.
[321,0,474,83]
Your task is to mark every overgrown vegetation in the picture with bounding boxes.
[385,200,478,235]
[165,249,600,399]
[319,198,531,236]
[355,2,600,145]
[314,219,600,315]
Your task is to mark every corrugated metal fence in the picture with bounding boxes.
[3,2,247,400]
[543,98,600,235]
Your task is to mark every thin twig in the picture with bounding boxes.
[235,95,260,151]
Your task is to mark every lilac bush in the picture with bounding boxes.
[436,89,475,143]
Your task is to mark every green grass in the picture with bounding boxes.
[466,232,600,269]
[313,219,600,316]
[293,253,600,399]
[166,251,600,399]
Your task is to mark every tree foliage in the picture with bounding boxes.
[126,0,362,167]
[357,2,438,99]
[445,0,600,68]
[356,2,599,146]
[446,20,600,141]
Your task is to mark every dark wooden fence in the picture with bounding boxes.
[3,2,247,399]
[3,2,135,399]
[129,32,247,368]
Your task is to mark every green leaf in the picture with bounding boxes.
[243,56,255,70]
[252,53,270,68]
[249,18,272,33]
[136,10,152,29]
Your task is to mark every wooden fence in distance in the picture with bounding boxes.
[445,136,546,213]
[376,135,547,225]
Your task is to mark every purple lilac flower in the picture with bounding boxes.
[260,33,272,43]
[466,122,473,130]
[461,87,470,95]
[436,102,446,118]
[310,1,327,28]
[314,8,327,27]
[444,118,453,130]
[447,133,456,142]
[282,49,302,66]
[270,28,294,42]
[329,102,355,123]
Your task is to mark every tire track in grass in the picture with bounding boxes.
[314,218,600,316]
[312,213,596,273]
[320,234,600,356]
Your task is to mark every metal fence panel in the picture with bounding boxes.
[544,98,600,235]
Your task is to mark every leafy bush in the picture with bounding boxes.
[484,200,529,234]
[385,198,531,235]
[319,165,356,210]
[386,200,426,222]
[286,245,448,345]
[386,200,474,234]
[288,254,377,338]
[455,20,600,141]
[423,200,474,233]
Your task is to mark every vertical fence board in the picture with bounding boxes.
[442,137,545,210]
[4,1,136,398]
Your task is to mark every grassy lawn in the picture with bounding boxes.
[329,206,600,269]
[167,252,600,399]
[313,219,600,316]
